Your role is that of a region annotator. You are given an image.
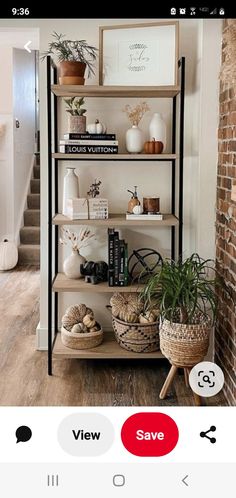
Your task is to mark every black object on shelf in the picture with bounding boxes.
[128,248,163,282]
[80,260,108,285]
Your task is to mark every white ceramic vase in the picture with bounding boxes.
[149,113,167,151]
[68,115,86,133]
[62,167,79,216]
[125,125,144,153]
[63,249,86,279]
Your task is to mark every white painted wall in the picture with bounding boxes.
[0,18,222,346]
[0,46,14,240]
[0,34,38,242]
[13,48,36,240]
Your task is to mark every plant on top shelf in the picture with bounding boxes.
[64,97,87,133]
[139,254,224,367]
[41,32,98,85]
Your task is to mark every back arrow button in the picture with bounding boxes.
[182,475,189,487]
[24,41,32,53]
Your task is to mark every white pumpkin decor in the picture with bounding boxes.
[133,204,143,215]
[87,119,106,134]
[0,239,18,271]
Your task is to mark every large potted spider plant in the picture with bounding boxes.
[140,254,221,367]
[42,32,97,85]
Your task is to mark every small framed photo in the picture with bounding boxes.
[99,21,179,86]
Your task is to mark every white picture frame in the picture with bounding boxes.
[99,21,179,87]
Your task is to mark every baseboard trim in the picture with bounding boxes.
[36,322,52,350]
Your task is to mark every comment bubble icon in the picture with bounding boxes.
[15,426,32,444]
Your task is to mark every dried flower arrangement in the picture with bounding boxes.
[59,227,95,251]
[220,20,236,84]
[123,101,150,126]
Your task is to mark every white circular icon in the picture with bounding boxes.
[189,361,224,397]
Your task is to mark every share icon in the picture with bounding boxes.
[200,426,216,444]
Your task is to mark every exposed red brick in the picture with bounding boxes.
[228,140,236,152]
[216,24,236,405]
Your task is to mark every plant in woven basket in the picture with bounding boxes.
[139,254,225,367]
[140,254,221,325]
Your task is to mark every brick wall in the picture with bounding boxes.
[215,20,236,405]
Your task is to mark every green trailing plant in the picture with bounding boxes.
[41,32,97,77]
[64,97,86,116]
[139,254,223,325]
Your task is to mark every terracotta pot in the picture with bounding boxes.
[59,76,85,85]
[59,61,86,85]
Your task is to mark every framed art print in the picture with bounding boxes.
[99,21,179,86]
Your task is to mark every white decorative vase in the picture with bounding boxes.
[63,249,86,279]
[125,125,144,153]
[62,167,79,215]
[149,113,167,151]
[68,115,86,133]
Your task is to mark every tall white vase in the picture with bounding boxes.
[125,125,144,153]
[62,167,79,215]
[149,113,167,151]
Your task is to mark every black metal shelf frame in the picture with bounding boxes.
[47,55,185,375]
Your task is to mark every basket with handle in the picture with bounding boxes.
[107,306,159,353]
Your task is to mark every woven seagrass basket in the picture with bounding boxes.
[160,314,211,367]
[111,315,160,353]
[61,326,103,350]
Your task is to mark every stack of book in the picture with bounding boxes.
[108,229,129,287]
[59,133,118,154]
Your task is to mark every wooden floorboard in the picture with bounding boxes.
[0,266,227,407]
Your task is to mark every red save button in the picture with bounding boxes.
[121,412,179,457]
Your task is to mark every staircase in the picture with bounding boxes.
[18,154,40,265]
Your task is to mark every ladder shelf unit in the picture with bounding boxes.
[47,56,185,375]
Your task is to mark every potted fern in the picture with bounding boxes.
[64,97,87,133]
[140,254,221,368]
[42,32,97,85]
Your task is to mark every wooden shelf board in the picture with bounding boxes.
[53,213,179,227]
[53,331,164,359]
[51,84,180,98]
[53,274,144,293]
[52,153,178,161]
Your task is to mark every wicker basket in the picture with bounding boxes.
[160,316,211,367]
[111,315,159,353]
[61,326,103,350]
